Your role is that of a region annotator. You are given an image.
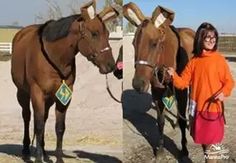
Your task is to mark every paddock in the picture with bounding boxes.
[122,33,236,162]
[0,34,123,163]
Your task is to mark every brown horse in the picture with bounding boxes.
[11,1,118,162]
[123,2,195,158]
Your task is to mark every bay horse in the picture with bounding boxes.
[123,2,195,157]
[11,1,118,162]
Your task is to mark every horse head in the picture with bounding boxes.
[76,0,119,74]
[124,3,176,92]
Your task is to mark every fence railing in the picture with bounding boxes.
[0,42,12,54]
[218,36,236,52]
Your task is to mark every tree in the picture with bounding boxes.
[11,21,19,27]
[35,0,122,32]
[35,0,63,23]
[103,0,122,32]
[124,22,136,33]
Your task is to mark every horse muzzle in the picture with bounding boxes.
[132,76,149,93]
[99,61,115,74]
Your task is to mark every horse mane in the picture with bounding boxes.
[38,14,81,42]
[141,19,150,28]
[170,25,189,74]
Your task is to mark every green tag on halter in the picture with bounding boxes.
[55,80,72,106]
[162,95,175,110]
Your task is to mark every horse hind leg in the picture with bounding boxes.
[17,89,31,157]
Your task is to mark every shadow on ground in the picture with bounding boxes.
[74,150,122,163]
[0,144,122,163]
[122,89,193,162]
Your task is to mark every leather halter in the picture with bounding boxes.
[135,60,155,68]
[135,56,170,87]
[78,21,111,61]
[39,20,110,79]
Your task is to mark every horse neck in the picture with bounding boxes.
[158,27,178,69]
[43,35,77,79]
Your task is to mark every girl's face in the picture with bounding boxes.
[203,31,216,51]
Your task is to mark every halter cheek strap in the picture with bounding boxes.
[78,21,111,59]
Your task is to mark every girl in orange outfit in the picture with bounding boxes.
[168,22,234,162]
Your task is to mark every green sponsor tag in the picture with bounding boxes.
[55,80,72,106]
[162,95,175,110]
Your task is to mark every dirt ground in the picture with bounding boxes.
[1,41,236,163]
[122,55,236,163]
[0,40,123,163]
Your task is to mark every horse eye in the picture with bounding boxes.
[91,32,99,38]
[151,42,157,48]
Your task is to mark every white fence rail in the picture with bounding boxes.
[0,42,12,54]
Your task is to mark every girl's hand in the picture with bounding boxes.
[167,67,175,77]
[215,92,225,101]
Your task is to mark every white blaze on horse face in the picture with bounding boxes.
[127,8,141,26]
[87,5,95,19]
[101,11,116,22]
[154,13,166,28]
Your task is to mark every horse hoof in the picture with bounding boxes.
[22,148,30,156]
[43,154,53,163]
[56,158,65,163]
[181,148,189,157]
[22,154,31,163]
[34,159,43,163]
[155,147,165,156]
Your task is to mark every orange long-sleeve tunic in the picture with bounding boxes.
[173,51,234,144]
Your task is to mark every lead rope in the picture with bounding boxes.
[105,75,122,103]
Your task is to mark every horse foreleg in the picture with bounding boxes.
[42,99,54,162]
[155,100,165,155]
[17,89,31,157]
[31,85,45,163]
[176,89,188,156]
[55,103,67,163]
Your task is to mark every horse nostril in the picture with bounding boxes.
[132,78,145,92]
[92,54,96,59]
[108,62,115,71]
[89,54,96,61]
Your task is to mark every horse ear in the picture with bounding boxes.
[151,6,175,28]
[98,6,119,22]
[80,0,96,20]
[123,2,145,27]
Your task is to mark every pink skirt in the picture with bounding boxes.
[190,111,225,144]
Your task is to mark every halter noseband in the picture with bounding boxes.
[135,60,155,68]
[135,59,169,86]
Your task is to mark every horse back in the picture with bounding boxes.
[175,28,195,74]
[177,28,195,60]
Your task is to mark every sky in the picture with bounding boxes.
[124,0,236,34]
[0,0,236,33]
[0,0,105,26]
